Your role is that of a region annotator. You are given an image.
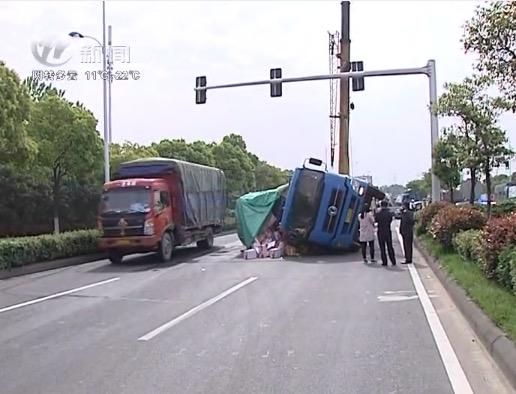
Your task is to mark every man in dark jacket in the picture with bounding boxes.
[400,202,415,264]
[375,200,396,266]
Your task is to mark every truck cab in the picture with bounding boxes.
[98,178,175,263]
[280,158,385,251]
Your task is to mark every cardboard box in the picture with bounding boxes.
[269,247,284,259]
[243,249,257,260]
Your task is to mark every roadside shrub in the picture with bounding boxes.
[481,213,516,279]
[496,246,516,291]
[510,249,516,295]
[418,201,450,234]
[452,229,483,264]
[0,230,100,270]
[492,200,516,217]
[430,205,486,248]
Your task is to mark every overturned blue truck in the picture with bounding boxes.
[280,158,385,251]
[235,158,385,254]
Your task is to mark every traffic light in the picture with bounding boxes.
[195,76,207,104]
[270,68,282,97]
[351,61,364,91]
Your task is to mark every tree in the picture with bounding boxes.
[222,133,248,152]
[152,138,211,165]
[477,125,513,215]
[212,141,256,203]
[435,77,513,212]
[110,142,159,176]
[254,161,290,191]
[22,76,65,102]
[433,134,461,202]
[0,62,35,164]
[380,185,406,201]
[27,95,102,233]
[492,174,510,187]
[463,1,516,111]
[435,77,500,204]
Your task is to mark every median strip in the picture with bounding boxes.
[138,276,258,341]
[0,277,120,313]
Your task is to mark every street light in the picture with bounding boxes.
[68,2,110,183]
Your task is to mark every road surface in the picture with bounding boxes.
[0,232,513,394]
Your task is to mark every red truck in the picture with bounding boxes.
[98,158,226,264]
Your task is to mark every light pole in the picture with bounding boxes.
[107,25,113,144]
[69,2,110,183]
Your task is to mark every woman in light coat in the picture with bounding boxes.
[359,204,376,263]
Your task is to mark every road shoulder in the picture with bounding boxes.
[414,236,515,393]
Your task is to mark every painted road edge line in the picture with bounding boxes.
[0,277,120,314]
[138,276,258,341]
[396,228,473,394]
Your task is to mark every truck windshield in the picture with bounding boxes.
[288,169,324,235]
[101,187,151,214]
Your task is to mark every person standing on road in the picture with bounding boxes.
[400,202,415,264]
[375,200,397,266]
[359,204,376,263]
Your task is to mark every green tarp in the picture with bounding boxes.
[235,184,288,248]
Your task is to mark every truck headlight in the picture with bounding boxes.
[144,219,154,235]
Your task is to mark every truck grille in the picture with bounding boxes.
[323,188,346,233]
[101,214,145,237]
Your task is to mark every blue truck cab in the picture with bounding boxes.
[280,158,385,250]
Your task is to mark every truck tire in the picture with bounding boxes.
[158,231,174,262]
[197,227,214,249]
[109,251,123,264]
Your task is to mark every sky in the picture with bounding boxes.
[1,0,515,186]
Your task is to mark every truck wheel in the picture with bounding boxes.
[109,251,123,264]
[158,232,174,262]
[197,227,214,249]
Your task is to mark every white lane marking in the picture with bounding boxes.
[395,228,473,394]
[0,277,120,314]
[377,295,419,302]
[138,276,258,341]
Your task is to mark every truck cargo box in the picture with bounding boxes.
[114,158,226,229]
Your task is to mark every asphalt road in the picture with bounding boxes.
[0,232,513,394]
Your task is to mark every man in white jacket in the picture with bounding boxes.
[359,204,376,263]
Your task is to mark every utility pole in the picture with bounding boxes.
[338,1,351,175]
[108,25,113,144]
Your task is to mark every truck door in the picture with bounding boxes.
[153,189,172,237]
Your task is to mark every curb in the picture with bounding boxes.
[415,237,516,390]
[0,253,107,280]
[0,230,238,280]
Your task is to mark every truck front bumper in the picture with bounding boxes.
[99,235,160,253]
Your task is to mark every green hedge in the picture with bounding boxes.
[492,200,516,217]
[496,246,516,293]
[0,230,100,270]
[452,229,483,265]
